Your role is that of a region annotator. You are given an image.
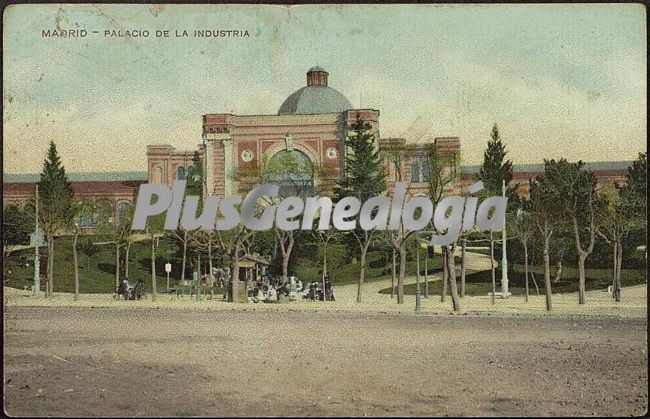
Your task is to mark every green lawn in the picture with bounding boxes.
[378,263,647,295]
[294,249,459,286]
[4,235,462,294]
[3,235,179,294]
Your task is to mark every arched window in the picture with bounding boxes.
[422,160,430,182]
[152,165,164,184]
[411,161,420,182]
[268,149,314,197]
[177,166,186,180]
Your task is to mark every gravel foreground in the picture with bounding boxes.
[3,306,648,417]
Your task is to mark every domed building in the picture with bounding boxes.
[146,67,462,197]
[277,67,352,115]
[2,67,635,223]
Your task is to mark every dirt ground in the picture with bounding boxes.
[3,306,647,417]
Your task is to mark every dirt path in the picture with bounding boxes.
[4,306,647,416]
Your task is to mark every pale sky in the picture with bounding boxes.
[3,3,647,174]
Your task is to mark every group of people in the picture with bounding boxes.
[116,277,146,300]
[248,275,335,303]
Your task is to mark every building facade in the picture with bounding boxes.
[3,67,635,222]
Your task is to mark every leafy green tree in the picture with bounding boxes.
[3,204,34,260]
[38,142,74,297]
[541,159,600,304]
[186,151,204,196]
[599,152,647,301]
[336,119,387,303]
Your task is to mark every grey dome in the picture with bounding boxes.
[278,85,352,115]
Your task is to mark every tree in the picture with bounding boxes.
[477,124,516,198]
[3,204,33,261]
[177,152,209,286]
[598,152,647,301]
[144,214,166,302]
[37,142,74,297]
[310,228,340,300]
[424,144,460,311]
[477,124,517,301]
[543,159,600,304]
[186,151,204,196]
[384,145,405,300]
[336,119,387,303]
[92,198,131,293]
[510,199,535,302]
[529,163,564,311]
[459,235,467,298]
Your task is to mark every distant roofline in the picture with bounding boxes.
[459,160,634,175]
[4,161,634,184]
[3,171,148,184]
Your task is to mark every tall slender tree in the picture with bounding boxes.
[38,142,74,297]
[336,119,387,303]
[478,124,516,198]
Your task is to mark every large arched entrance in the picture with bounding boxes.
[267,149,315,197]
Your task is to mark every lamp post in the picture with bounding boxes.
[73,220,79,301]
[501,179,509,296]
[424,246,429,298]
[33,184,40,296]
[415,247,421,313]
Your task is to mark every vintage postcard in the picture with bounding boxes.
[2,3,647,417]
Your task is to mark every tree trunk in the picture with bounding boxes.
[447,244,460,311]
[280,231,294,283]
[391,248,396,299]
[357,242,369,303]
[577,253,587,304]
[150,233,157,302]
[181,232,187,283]
[543,228,553,311]
[460,237,466,298]
[124,242,131,278]
[611,241,617,299]
[73,230,79,301]
[230,255,240,302]
[441,247,448,303]
[614,240,623,302]
[208,240,213,276]
[424,249,429,298]
[46,235,54,297]
[490,231,496,305]
[397,244,406,304]
[114,244,120,297]
[322,241,328,301]
[523,241,529,303]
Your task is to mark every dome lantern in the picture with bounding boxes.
[307,66,328,87]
